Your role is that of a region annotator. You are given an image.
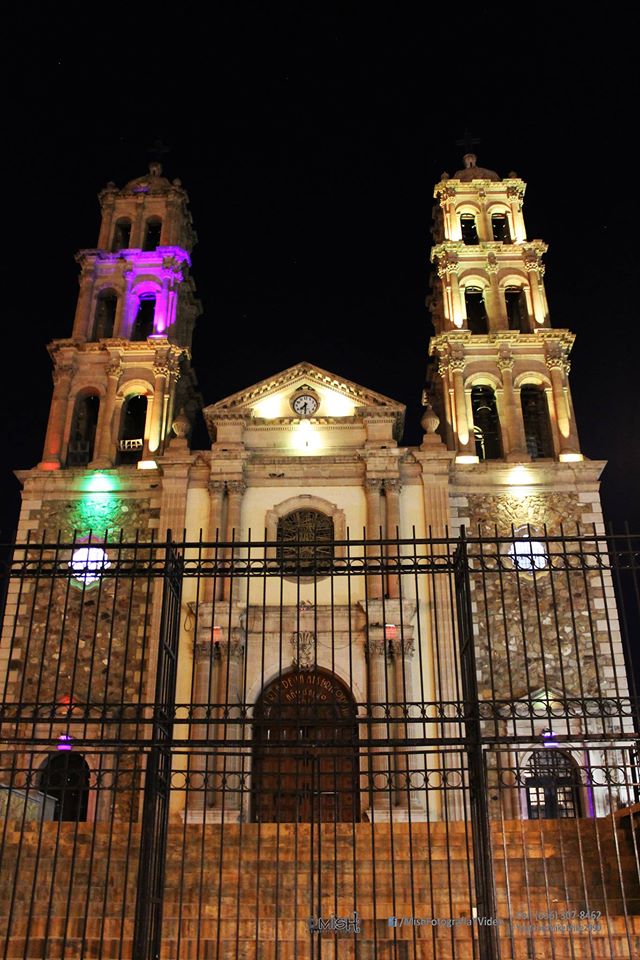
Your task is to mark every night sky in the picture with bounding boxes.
[1,8,636,540]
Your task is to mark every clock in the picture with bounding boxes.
[291,393,319,417]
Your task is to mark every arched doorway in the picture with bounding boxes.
[38,752,90,822]
[252,669,360,823]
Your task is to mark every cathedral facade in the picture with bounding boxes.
[1,157,637,958]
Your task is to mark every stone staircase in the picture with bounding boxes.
[1,818,640,958]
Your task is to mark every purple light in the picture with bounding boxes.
[57,734,72,752]
[542,728,556,746]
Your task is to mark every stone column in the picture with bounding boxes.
[365,478,383,600]
[392,636,423,811]
[188,640,220,814]
[384,479,401,599]
[148,357,169,456]
[72,271,95,340]
[497,354,527,460]
[223,480,245,601]
[206,480,226,601]
[91,360,121,467]
[449,358,473,455]
[366,635,392,814]
[39,363,74,468]
[525,257,547,325]
[218,632,245,817]
[548,356,580,454]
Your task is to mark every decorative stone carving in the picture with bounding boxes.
[448,358,466,373]
[436,252,459,278]
[421,403,440,435]
[290,631,316,668]
[486,252,499,274]
[497,351,514,372]
[226,480,246,497]
[52,364,74,385]
[172,408,190,439]
[365,636,390,659]
[194,640,220,661]
[106,359,122,379]
[389,637,415,659]
[153,359,171,378]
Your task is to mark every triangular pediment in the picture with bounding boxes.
[204,362,405,433]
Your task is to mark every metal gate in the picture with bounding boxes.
[1,529,640,959]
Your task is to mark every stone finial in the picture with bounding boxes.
[172,408,190,439]
[463,152,477,169]
[421,402,440,435]
[149,161,162,177]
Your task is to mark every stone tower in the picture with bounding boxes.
[38,162,201,473]
[428,151,581,467]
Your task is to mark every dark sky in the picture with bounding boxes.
[1,7,636,539]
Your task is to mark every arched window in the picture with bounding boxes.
[112,218,131,252]
[460,213,479,245]
[142,217,162,252]
[118,395,147,464]
[67,394,99,466]
[505,286,528,332]
[276,510,334,576]
[465,287,488,334]
[38,753,90,822]
[521,385,554,459]
[525,749,581,819]
[491,212,511,243]
[132,294,156,340]
[91,290,117,340]
[471,386,502,460]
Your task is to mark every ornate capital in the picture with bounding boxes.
[208,479,225,495]
[547,356,571,374]
[365,636,389,659]
[486,252,499,274]
[437,185,457,203]
[153,359,171,378]
[436,252,459,279]
[389,636,415,659]
[365,478,382,494]
[106,359,123,379]
[449,358,466,373]
[194,640,221,662]
[226,479,246,498]
[497,351,514,372]
[524,252,545,276]
[52,364,74,385]
[383,478,401,495]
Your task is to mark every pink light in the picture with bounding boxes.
[57,734,72,752]
[385,624,398,640]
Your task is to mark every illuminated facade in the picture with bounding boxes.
[8,158,628,825]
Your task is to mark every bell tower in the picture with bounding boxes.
[39,162,201,470]
[427,153,582,465]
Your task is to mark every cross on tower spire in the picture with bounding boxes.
[455,127,481,159]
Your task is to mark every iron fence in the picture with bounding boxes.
[1,528,640,959]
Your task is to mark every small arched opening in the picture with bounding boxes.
[465,286,489,334]
[112,218,131,252]
[91,290,117,340]
[142,217,162,252]
[132,294,156,340]
[252,669,360,823]
[521,385,554,459]
[118,395,147,464]
[525,749,581,819]
[460,213,479,245]
[67,394,100,466]
[471,385,502,460]
[38,752,90,822]
[491,212,512,243]
[505,286,528,332]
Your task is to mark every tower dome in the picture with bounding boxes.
[124,161,173,194]
[453,152,501,182]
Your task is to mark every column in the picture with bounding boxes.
[366,635,392,813]
[148,357,169,455]
[392,636,423,810]
[188,640,220,814]
[384,479,401,599]
[497,355,527,460]
[39,364,73,468]
[526,259,547,325]
[72,272,95,340]
[206,480,225,602]
[91,360,121,467]
[450,359,473,455]
[218,632,245,817]
[548,356,580,454]
[223,480,245,601]
[364,478,383,600]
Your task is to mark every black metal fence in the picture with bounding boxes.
[1,529,640,959]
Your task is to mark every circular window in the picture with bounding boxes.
[70,546,110,584]
[508,539,548,572]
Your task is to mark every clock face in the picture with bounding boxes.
[292,394,319,417]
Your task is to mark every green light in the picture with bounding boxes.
[83,472,118,493]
